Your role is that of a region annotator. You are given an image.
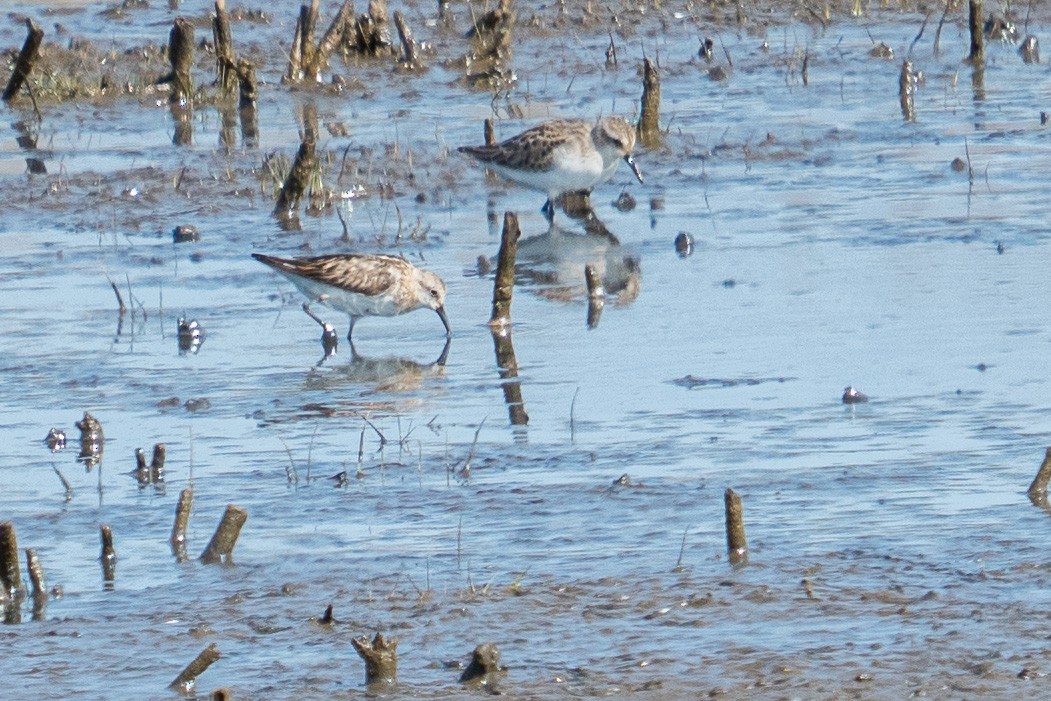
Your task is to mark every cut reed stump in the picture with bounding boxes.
[352,631,398,686]
[899,60,916,122]
[724,488,748,566]
[393,11,422,70]
[212,0,237,97]
[489,211,520,326]
[1027,447,1051,504]
[637,58,661,148]
[171,487,194,561]
[273,104,319,222]
[585,263,604,329]
[151,443,167,482]
[169,642,222,692]
[459,643,507,688]
[200,505,247,565]
[99,523,117,583]
[75,411,104,470]
[167,17,195,105]
[0,521,25,602]
[2,18,44,102]
[25,548,47,619]
[968,0,984,64]
[236,59,258,146]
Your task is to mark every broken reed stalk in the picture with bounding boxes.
[489,211,520,326]
[637,58,661,148]
[151,443,167,482]
[724,488,748,565]
[584,263,604,329]
[213,0,237,97]
[484,118,495,145]
[99,523,117,582]
[968,0,984,63]
[490,330,528,425]
[169,642,222,691]
[167,18,195,105]
[352,632,398,685]
[273,104,319,220]
[2,18,44,103]
[171,487,193,561]
[134,447,150,485]
[0,521,24,601]
[199,504,248,565]
[236,59,259,146]
[899,60,915,122]
[298,0,321,82]
[393,11,421,69]
[1027,447,1051,502]
[460,643,506,686]
[25,548,47,617]
[317,1,356,71]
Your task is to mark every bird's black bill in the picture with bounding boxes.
[625,154,644,184]
[436,305,452,338]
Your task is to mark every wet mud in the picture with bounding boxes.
[4,0,1051,698]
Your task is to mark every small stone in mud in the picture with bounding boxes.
[1019,35,1039,64]
[854,672,873,682]
[157,397,181,409]
[476,255,492,276]
[184,398,211,413]
[325,121,349,137]
[950,157,967,172]
[996,241,1005,254]
[869,42,894,59]
[708,65,730,81]
[975,363,989,372]
[650,196,664,211]
[675,232,693,257]
[722,279,736,288]
[44,428,67,452]
[842,386,868,404]
[613,190,636,211]
[173,225,200,243]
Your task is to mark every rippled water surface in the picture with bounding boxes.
[3,0,1051,698]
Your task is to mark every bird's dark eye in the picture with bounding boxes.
[430,288,440,298]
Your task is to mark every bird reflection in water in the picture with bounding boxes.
[489,195,641,306]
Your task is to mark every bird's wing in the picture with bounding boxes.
[458,120,582,171]
[254,253,402,296]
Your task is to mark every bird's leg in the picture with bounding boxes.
[541,198,555,224]
[346,315,356,343]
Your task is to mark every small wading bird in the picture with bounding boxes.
[252,253,451,343]
[458,116,644,221]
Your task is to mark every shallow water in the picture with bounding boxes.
[3,1,1051,698]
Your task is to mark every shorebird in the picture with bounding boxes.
[253,253,451,343]
[458,116,644,220]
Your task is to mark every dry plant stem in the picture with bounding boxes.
[169,642,222,691]
[171,487,193,561]
[352,631,398,685]
[151,443,167,481]
[2,19,44,103]
[584,263,604,329]
[25,548,47,616]
[899,60,915,122]
[299,0,321,81]
[1027,447,1051,500]
[724,488,748,565]
[200,505,248,565]
[484,118,495,146]
[274,104,319,220]
[317,0,356,69]
[286,12,304,81]
[637,58,661,148]
[109,279,127,314]
[213,0,237,97]
[393,11,420,69]
[968,0,984,63]
[489,211,520,325]
[491,329,528,425]
[236,59,258,144]
[99,523,117,582]
[52,464,73,501]
[0,521,24,600]
[168,18,195,105]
